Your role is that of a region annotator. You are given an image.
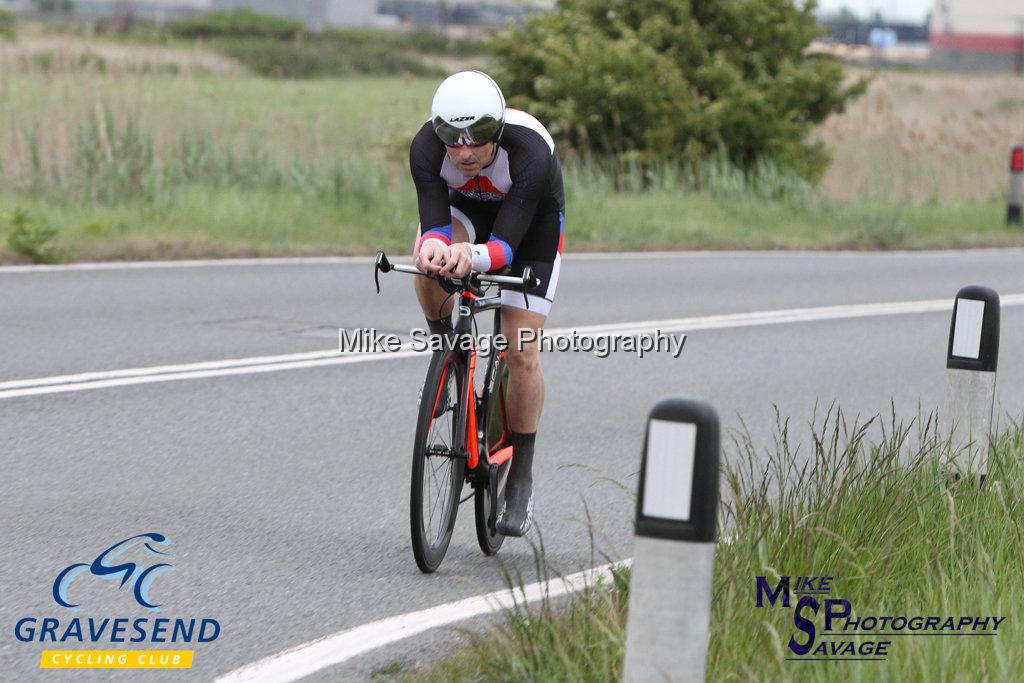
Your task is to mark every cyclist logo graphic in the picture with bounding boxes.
[52,533,174,611]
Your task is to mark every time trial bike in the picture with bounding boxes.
[374,251,542,573]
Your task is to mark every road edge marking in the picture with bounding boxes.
[213,560,630,683]
[3,248,1024,273]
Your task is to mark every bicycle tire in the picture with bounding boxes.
[411,350,467,573]
[475,353,510,555]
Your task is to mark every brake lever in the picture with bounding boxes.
[521,265,534,310]
[374,251,392,294]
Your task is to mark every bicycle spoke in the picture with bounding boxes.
[424,402,451,540]
[423,376,458,545]
[426,443,449,533]
[432,465,452,539]
[426,461,447,538]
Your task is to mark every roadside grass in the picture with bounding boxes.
[0,189,1017,264]
[1,43,1023,262]
[402,408,1024,681]
[2,179,1016,263]
[818,70,1024,205]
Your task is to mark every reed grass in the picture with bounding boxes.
[403,408,1024,681]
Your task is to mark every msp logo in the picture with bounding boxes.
[13,532,221,670]
[53,533,174,610]
[756,574,1007,662]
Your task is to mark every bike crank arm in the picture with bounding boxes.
[486,462,500,534]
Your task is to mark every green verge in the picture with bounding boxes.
[3,71,1023,263]
[399,409,1024,682]
[2,184,1020,264]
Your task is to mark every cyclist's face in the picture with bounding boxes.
[445,142,496,177]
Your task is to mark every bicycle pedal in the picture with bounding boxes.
[427,446,470,460]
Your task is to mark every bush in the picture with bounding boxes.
[211,36,439,79]
[167,16,476,78]
[0,9,16,40]
[169,9,304,40]
[33,0,74,12]
[491,0,867,180]
[6,209,64,263]
[320,26,487,57]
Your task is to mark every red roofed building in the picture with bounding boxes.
[931,0,1024,72]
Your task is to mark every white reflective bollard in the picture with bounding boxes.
[623,397,719,683]
[944,286,1000,479]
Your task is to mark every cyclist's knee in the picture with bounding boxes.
[502,309,545,374]
[413,269,447,309]
[505,338,541,376]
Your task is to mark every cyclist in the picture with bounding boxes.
[409,70,565,537]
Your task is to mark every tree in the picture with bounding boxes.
[0,9,15,41]
[34,0,74,12]
[491,0,866,180]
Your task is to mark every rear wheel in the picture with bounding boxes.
[475,353,510,555]
[411,351,466,573]
[474,459,511,555]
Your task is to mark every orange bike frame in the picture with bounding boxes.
[463,291,480,470]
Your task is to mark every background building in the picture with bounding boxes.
[211,0,377,30]
[377,0,548,28]
[8,0,551,29]
[59,0,209,23]
[930,0,1024,72]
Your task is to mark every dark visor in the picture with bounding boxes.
[433,115,502,146]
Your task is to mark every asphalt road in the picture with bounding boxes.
[1,250,1023,681]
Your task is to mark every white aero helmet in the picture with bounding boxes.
[431,71,506,146]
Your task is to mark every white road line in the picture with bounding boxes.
[0,256,379,273]
[218,530,740,682]
[214,560,631,683]
[3,248,1023,273]
[4,294,1024,400]
[565,247,1024,261]
[0,350,345,390]
[547,294,1024,336]
[0,352,422,399]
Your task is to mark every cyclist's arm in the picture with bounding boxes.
[467,142,550,272]
[409,123,453,254]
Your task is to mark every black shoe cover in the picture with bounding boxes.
[496,432,536,537]
[496,481,534,537]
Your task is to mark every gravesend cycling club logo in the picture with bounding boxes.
[13,532,222,670]
[53,532,174,610]
[756,574,1007,661]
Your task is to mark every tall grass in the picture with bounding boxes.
[5,103,389,207]
[1,63,1022,262]
[404,408,1024,682]
[817,69,1024,204]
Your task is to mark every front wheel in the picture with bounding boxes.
[411,351,466,573]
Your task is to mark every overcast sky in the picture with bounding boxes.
[815,0,932,22]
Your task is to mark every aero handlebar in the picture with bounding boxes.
[374,250,542,310]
